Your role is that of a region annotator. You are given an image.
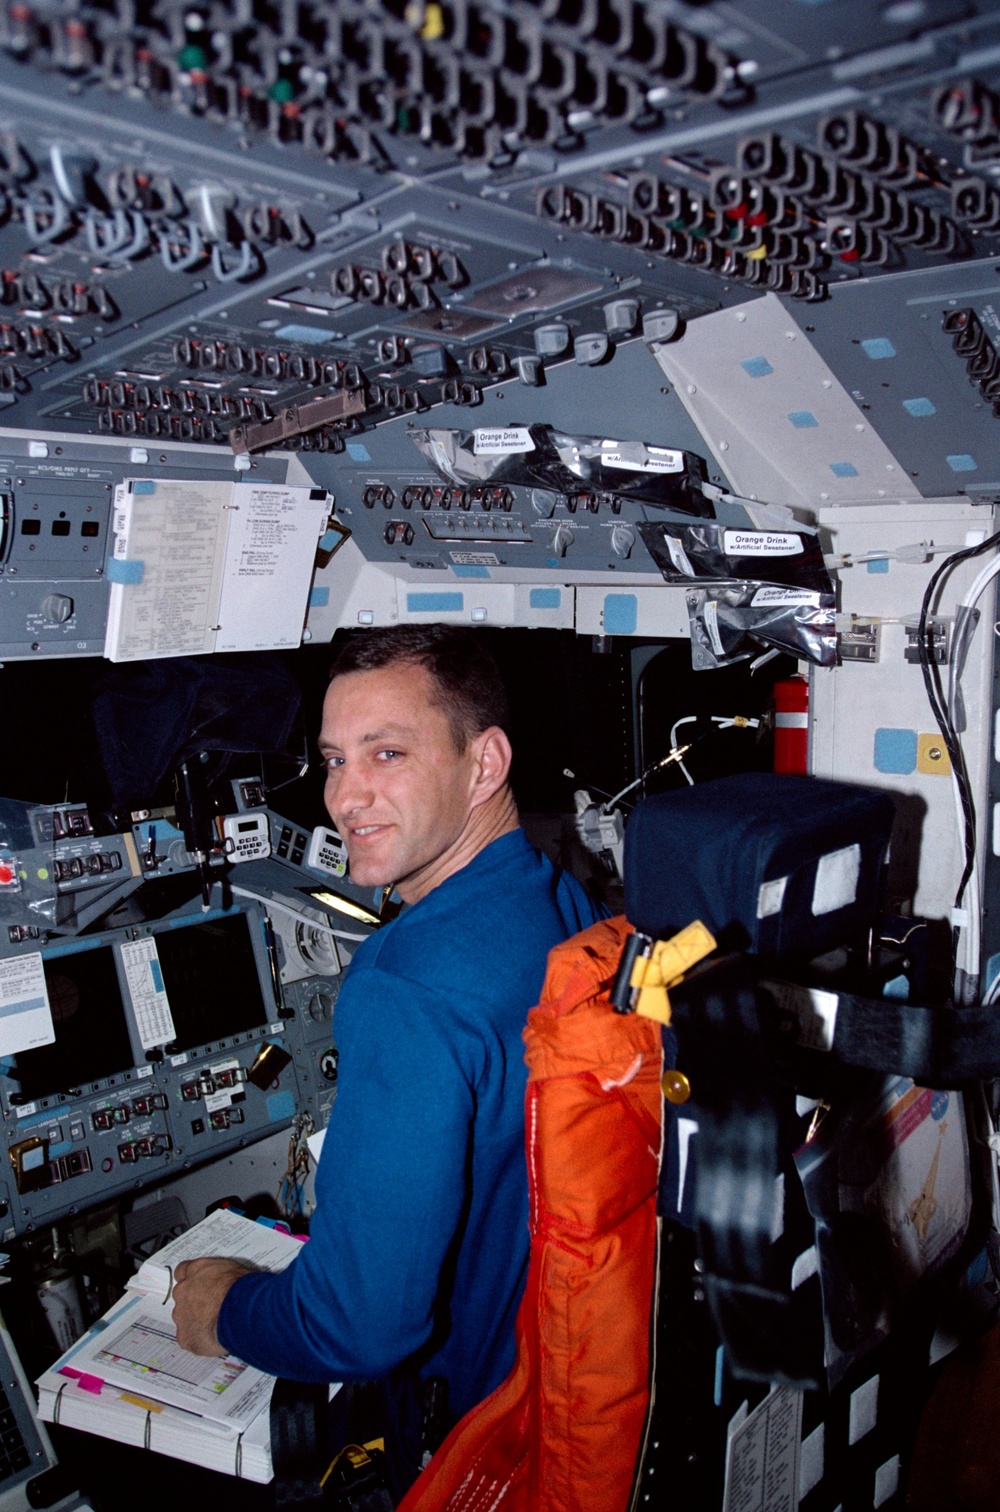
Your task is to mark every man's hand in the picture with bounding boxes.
[172,1257,252,1357]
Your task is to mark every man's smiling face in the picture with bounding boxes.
[319,660,484,902]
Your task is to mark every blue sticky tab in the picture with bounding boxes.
[530,588,561,609]
[274,324,339,345]
[788,410,818,428]
[106,557,144,585]
[407,592,463,613]
[862,337,897,360]
[309,586,330,607]
[131,480,156,495]
[830,461,858,478]
[346,442,371,462]
[947,453,978,472]
[267,1090,296,1123]
[150,960,164,992]
[874,727,917,775]
[986,952,1000,1001]
[741,356,774,378]
[903,397,936,418]
[318,530,339,552]
[451,565,490,579]
[867,556,890,574]
[603,593,638,636]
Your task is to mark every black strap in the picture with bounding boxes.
[831,992,1000,1083]
[270,1378,332,1511]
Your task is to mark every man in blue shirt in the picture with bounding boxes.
[172,625,603,1491]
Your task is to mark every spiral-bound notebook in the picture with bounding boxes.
[35,1210,312,1483]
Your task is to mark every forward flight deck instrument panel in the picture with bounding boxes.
[0,791,380,1240]
[0,2,997,662]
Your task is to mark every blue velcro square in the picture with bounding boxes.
[741,357,774,378]
[603,593,638,635]
[874,727,917,774]
[867,556,890,574]
[788,411,818,428]
[903,397,936,417]
[529,588,561,609]
[451,565,490,578]
[830,462,858,477]
[862,338,897,360]
[346,442,371,462]
[267,1090,296,1122]
[106,557,144,585]
[947,453,977,472]
[274,324,338,345]
[309,586,330,607]
[407,592,463,612]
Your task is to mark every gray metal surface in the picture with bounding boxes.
[0,433,288,658]
[0,2,991,488]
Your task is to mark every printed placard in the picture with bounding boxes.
[723,530,803,557]
[664,536,697,577]
[472,428,534,455]
[601,442,682,473]
[120,938,176,1050]
[723,1387,802,1512]
[703,600,724,656]
[0,953,55,1057]
[751,586,821,607]
[450,551,499,565]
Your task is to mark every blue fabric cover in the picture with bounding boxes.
[218,828,604,1418]
[624,773,895,958]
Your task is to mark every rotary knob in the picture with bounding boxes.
[551,525,573,558]
[40,593,74,624]
[611,526,635,559]
[307,990,335,1023]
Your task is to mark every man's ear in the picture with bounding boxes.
[469,725,513,806]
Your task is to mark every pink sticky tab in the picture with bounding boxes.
[60,1367,104,1394]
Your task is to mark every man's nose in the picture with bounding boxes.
[326,762,373,821]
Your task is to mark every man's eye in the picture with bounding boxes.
[377,749,402,762]
[324,756,344,771]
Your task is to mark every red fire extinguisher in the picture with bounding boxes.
[773,675,809,774]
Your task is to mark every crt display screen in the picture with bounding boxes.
[153,911,270,1053]
[16,944,135,1099]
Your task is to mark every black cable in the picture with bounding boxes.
[916,532,1000,914]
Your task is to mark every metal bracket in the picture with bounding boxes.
[229,388,367,454]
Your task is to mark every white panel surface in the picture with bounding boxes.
[652,295,922,511]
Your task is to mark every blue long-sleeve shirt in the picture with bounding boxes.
[218,828,605,1418]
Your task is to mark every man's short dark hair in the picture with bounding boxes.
[329,624,510,750]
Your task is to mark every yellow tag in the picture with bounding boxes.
[747,244,768,261]
[629,921,717,1025]
[917,733,952,775]
[121,1393,162,1413]
[421,3,445,39]
[321,1438,386,1488]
